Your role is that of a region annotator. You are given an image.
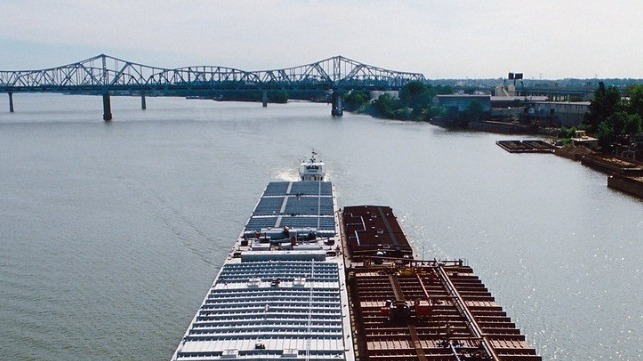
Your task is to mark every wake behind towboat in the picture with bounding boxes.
[171,151,354,361]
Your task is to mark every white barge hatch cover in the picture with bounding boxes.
[171,180,353,361]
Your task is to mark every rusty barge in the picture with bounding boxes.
[340,205,541,361]
[496,140,556,153]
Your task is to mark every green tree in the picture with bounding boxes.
[595,121,615,149]
[607,111,628,137]
[559,126,577,139]
[392,106,413,120]
[362,83,453,121]
[625,84,643,118]
[399,81,432,110]
[624,113,642,135]
[585,82,622,132]
[423,105,446,120]
[343,90,371,112]
[435,85,454,95]
[371,93,406,119]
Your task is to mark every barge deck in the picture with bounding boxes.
[496,140,556,153]
[340,205,541,361]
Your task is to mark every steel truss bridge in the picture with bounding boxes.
[0,54,426,119]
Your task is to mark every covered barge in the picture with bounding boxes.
[171,153,354,361]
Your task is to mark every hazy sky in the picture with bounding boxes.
[1,1,641,79]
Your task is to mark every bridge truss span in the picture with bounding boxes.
[1,54,427,118]
[1,54,425,94]
[0,54,167,93]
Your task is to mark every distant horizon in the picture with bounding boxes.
[1,1,642,79]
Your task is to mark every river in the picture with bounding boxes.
[0,93,641,360]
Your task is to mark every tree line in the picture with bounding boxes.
[343,81,643,151]
[583,83,643,148]
[343,82,453,121]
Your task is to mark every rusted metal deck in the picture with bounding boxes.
[340,205,541,361]
[342,205,414,263]
[496,140,556,153]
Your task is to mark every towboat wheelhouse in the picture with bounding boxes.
[299,150,325,181]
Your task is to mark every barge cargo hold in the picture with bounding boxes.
[340,205,541,361]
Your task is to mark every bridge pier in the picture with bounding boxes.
[262,91,268,107]
[141,94,147,110]
[102,94,112,121]
[331,91,343,116]
[8,92,14,113]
